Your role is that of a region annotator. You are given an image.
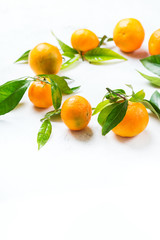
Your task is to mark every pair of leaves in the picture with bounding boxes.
[51,32,80,70]
[38,74,80,110]
[94,96,128,136]
[0,79,32,115]
[138,55,160,87]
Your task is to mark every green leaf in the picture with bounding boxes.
[125,84,135,94]
[50,79,62,110]
[51,31,78,54]
[0,79,31,115]
[140,55,160,76]
[37,120,52,150]
[61,55,80,70]
[92,100,110,115]
[102,100,128,135]
[150,91,160,114]
[107,38,113,42]
[15,50,30,63]
[62,52,76,58]
[40,109,61,121]
[137,71,160,87]
[84,47,127,62]
[70,86,81,92]
[141,99,160,119]
[130,90,145,102]
[98,102,120,126]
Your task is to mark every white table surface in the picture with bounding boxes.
[0,0,160,239]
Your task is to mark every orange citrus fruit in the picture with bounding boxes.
[71,29,99,53]
[148,29,160,55]
[29,43,62,75]
[113,18,145,52]
[112,101,149,137]
[28,80,52,108]
[61,95,92,130]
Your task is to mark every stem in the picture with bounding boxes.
[98,35,107,47]
[80,51,84,61]
[106,88,127,100]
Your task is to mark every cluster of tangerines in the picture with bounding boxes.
[19,18,160,144]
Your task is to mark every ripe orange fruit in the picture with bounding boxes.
[61,95,92,130]
[29,43,62,75]
[112,102,149,137]
[113,18,145,52]
[71,29,99,53]
[148,29,160,55]
[28,80,52,108]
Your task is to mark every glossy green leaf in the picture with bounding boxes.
[137,71,160,87]
[0,79,31,115]
[84,47,127,62]
[102,100,128,135]
[61,55,80,70]
[140,55,160,76]
[51,31,78,54]
[50,79,62,110]
[92,100,110,115]
[37,120,52,150]
[141,100,160,119]
[98,102,120,126]
[150,91,160,114]
[62,52,76,58]
[40,109,61,121]
[15,50,30,63]
[130,90,145,102]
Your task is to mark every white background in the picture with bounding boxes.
[0,0,160,239]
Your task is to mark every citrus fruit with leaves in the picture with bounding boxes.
[28,80,52,108]
[61,95,92,130]
[113,18,145,52]
[29,43,62,75]
[71,29,99,53]
[148,29,160,55]
[112,101,149,137]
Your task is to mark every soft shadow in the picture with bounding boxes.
[33,106,48,113]
[114,130,151,149]
[70,126,93,142]
[123,48,149,59]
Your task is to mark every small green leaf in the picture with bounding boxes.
[84,47,127,63]
[70,86,81,92]
[37,120,52,150]
[50,79,62,110]
[61,55,80,70]
[137,71,160,87]
[40,109,61,121]
[92,100,110,115]
[98,102,120,126]
[150,91,160,114]
[141,100,160,119]
[51,31,78,54]
[130,90,145,102]
[125,84,135,94]
[15,50,30,63]
[102,100,128,135]
[140,55,160,76]
[107,38,113,42]
[0,79,31,115]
